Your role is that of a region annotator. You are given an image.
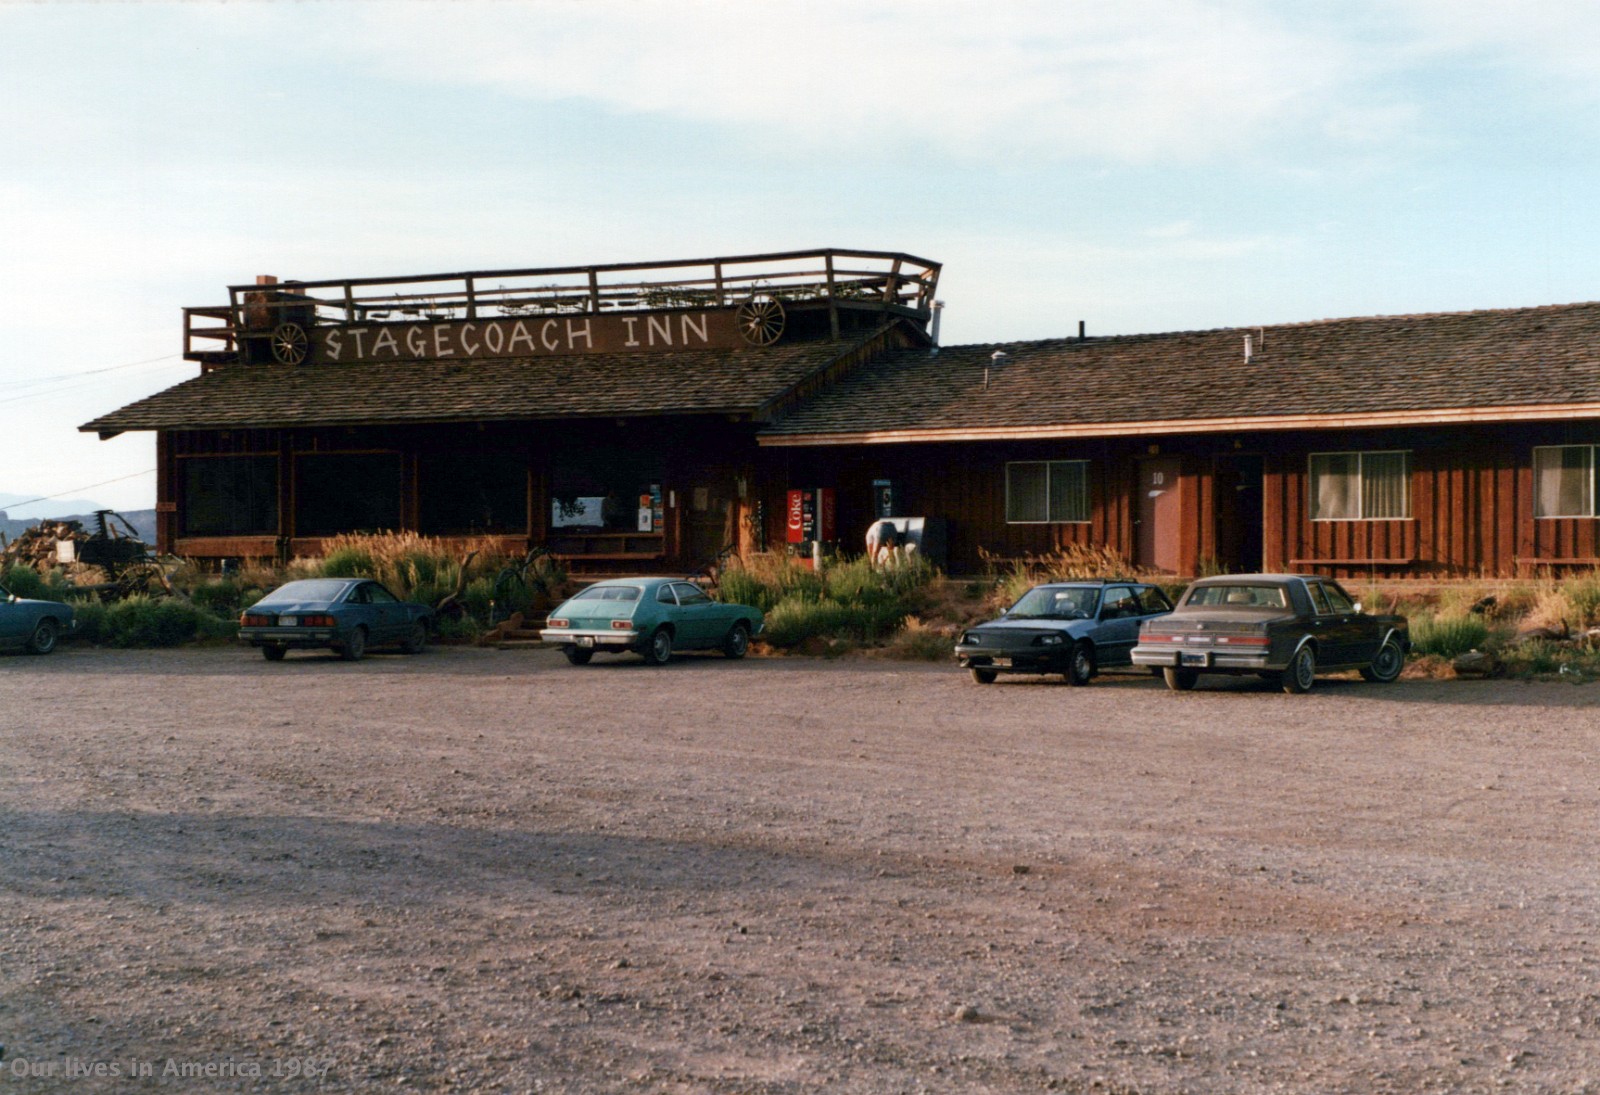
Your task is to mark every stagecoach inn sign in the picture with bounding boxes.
[307,305,780,365]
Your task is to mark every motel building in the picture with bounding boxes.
[85,248,1600,580]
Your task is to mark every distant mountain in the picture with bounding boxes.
[0,509,158,547]
[0,492,119,521]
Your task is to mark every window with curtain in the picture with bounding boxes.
[1534,445,1598,517]
[1006,460,1089,523]
[1309,451,1410,520]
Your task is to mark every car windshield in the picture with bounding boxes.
[1008,586,1099,619]
[1185,584,1288,608]
[259,579,353,604]
[571,585,642,602]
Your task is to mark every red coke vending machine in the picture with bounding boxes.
[785,487,836,559]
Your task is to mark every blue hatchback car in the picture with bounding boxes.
[239,578,431,662]
[955,580,1173,685]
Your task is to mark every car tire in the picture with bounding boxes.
[1360,637,1404,683]
[401,622,428,655]
[563,646,594,666]
[1282,645,1316,694]
[262,644,288,662]
[24,618,58,656]
[645,627,673,666]
[1163,667,1199,691]
[970,667,998,684]
[339,626,368,662]
[722,622,751,660]
[1065,641,1095,686]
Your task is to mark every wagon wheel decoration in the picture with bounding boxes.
[736,295,786,346]
[270,322,311,365]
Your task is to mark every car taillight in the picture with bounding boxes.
[611,619,632,629]
[241,613,272,627]
[548,618,569,628]
[1145,633,1184,643]
[300,615,336,627]
[1216,635,1270,646]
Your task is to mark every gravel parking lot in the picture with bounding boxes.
[2,646,1599,1093]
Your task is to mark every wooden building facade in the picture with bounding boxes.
[85,251,1600,580]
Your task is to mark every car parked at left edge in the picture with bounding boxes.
[239,578,431,662]
[0,581,75,655]
[955,580,1174,685]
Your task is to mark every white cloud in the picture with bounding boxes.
[304,0,1365,166]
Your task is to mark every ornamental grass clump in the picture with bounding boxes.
[1408,612,1491,660]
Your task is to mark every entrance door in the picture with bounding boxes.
[1135,457,1183,573]
[685,479,736,569]
[1214,453,1264,572]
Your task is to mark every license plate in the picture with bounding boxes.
[277,615,297,626]
[1181,652,1208,667]
[990,657,1012,668]
[576,636,594,647]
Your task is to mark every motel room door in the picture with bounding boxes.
[684,475,737,569]
[1135,457,1183,573]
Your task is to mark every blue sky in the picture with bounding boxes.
[3,0,1599,515]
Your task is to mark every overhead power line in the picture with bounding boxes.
[4,469,158,512]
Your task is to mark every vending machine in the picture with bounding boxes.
[785,487,836,546]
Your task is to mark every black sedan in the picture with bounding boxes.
[956,581,1174,685]
[1130,573,1409,693]
[239,578,431,662]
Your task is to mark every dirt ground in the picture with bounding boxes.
[2,645,1599,1094]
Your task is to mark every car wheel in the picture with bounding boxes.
[339,626,368,662]
[1360,637,1404,683]
[970,667,998,684]
[722,622,751,660]
[645,627,673,666]
[262,645,288,662]
[1065,641,1095,686]
[24,618,58,655]
[401,622,428,655]
[563,646,594,666]
[1282,645,1316,694]
[1163,667,1199,691]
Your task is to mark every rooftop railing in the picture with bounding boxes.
[183,248,940,363]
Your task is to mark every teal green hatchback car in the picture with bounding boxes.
[540,577,764,666]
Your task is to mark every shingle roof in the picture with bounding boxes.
[760,301,1600,441]
[81,340,863,435]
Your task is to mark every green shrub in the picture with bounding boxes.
[1409,612,1490,659]
[1562,573,1600,628]
[190,578,243,615]
[319,546,378,579]
[67,598,108,644]
[67,595,235,647]
[762,596,906,647]
[3,564,67,600]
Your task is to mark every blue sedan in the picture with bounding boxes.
[955,580,1174,685]
[239,578,431,662]
[0,581,75,655]
[540,576,764,665]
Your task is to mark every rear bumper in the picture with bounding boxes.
[240,627,339,649]
[540,627,641,651]
[1131,645,1281,672]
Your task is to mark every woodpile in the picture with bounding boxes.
[0,519,90,573]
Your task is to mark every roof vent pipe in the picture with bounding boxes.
[1079,320,1086,341]
[985,349,1007,390]
[1244,334,1253,363]
[930,300,944,351]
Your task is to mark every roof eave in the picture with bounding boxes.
[757,401,1600,446]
